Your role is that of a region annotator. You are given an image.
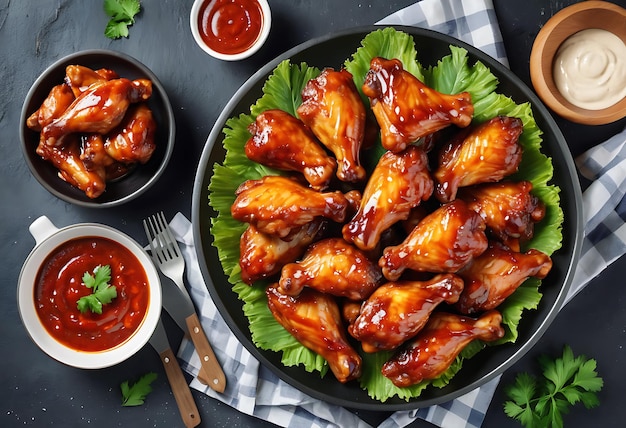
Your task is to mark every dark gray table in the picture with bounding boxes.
[1,1,625,427]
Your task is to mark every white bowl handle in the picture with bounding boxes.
[29,216,59,246]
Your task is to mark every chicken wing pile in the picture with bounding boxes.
[26,65,157,198]
[231,57,553,387]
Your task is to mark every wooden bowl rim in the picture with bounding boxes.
[530,0,626,125]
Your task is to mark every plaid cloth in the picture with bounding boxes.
[566,126,626,304]
[171,1,626,427]
[376,0,508,67]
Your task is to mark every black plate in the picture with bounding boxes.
[192,26,583,410]
[20,49,175,208]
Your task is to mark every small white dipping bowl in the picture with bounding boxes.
[190,0,272,61]
[17,216,162,369]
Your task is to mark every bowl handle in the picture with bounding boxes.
[29,216,59,246]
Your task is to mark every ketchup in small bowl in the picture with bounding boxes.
[190,0,271,61]
[34,236,150,353]
[18,216,161,369]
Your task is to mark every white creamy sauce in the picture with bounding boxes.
[553,28,626,110]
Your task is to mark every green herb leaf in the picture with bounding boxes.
[121,372,157,406]
[95,282,118,305]
[76,294,101,314]
[105,19,131,39]
[92,264,112,289]
[573,359,604,394]
[504,372,537,407]
[503,346,603,427]
[103,0,141,39]
[76,265,117,315]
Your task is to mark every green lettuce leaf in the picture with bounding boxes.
[345,27,425,86]
[425,45,499,101]
[208,27,564,402]
[252,61,321,117]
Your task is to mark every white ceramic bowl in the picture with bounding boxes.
[190,0,271,61]
[17,216,162,369]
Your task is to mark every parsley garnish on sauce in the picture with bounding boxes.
[503,345,603,428]
[103,0,141,39]
[121,372,158,406]
[76,264,117,314]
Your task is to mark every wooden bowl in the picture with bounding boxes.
[530,1,626,125]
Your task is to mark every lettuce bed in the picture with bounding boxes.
[207,28,563,402]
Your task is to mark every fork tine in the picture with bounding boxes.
[143,216,161,263]
[156,211,182,259]
[144,212,182,265]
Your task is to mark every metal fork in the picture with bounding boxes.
[144,212,226,392]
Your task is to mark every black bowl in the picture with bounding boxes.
[192,26,584,410]
[20,49,175,208]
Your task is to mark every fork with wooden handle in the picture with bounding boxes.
[144,212,226,392]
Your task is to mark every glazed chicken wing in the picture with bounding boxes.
[36,135,106,199]
[244,109,336,190]
[239,220,325,285]
[455,244,553,314]
[104,103,157,164]
[64,64,119,97]
[342,145,433,251]
[349,274,464,352]
[80,134,130,182]
[362,57,474,153]
[297,68,367,182]
[278,237,383,300]
[266,286,362,383]
[42,78,152,146]
[434,116,523,203]
[231,175,349,238]
[458,181,546,249]
[26,83,75,131]
[81,133,114,171]
[342,300,362,325]
[343,189,362,217]
[381,310,504,387]
[379,199,488,281]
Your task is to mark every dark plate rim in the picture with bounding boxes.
[19,49,176,208]
[191,25,584,410]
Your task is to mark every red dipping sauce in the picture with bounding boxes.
[34,237,150,352]
[197,0,264,55]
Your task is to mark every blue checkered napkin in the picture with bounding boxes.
[376,0,509,67]
[566,126,626,304]
[378,376,500,428]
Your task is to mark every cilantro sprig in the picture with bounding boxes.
[103,0,141,39]
[76,264,117,315]
[504,345,603,428]
[121,372,158,406]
